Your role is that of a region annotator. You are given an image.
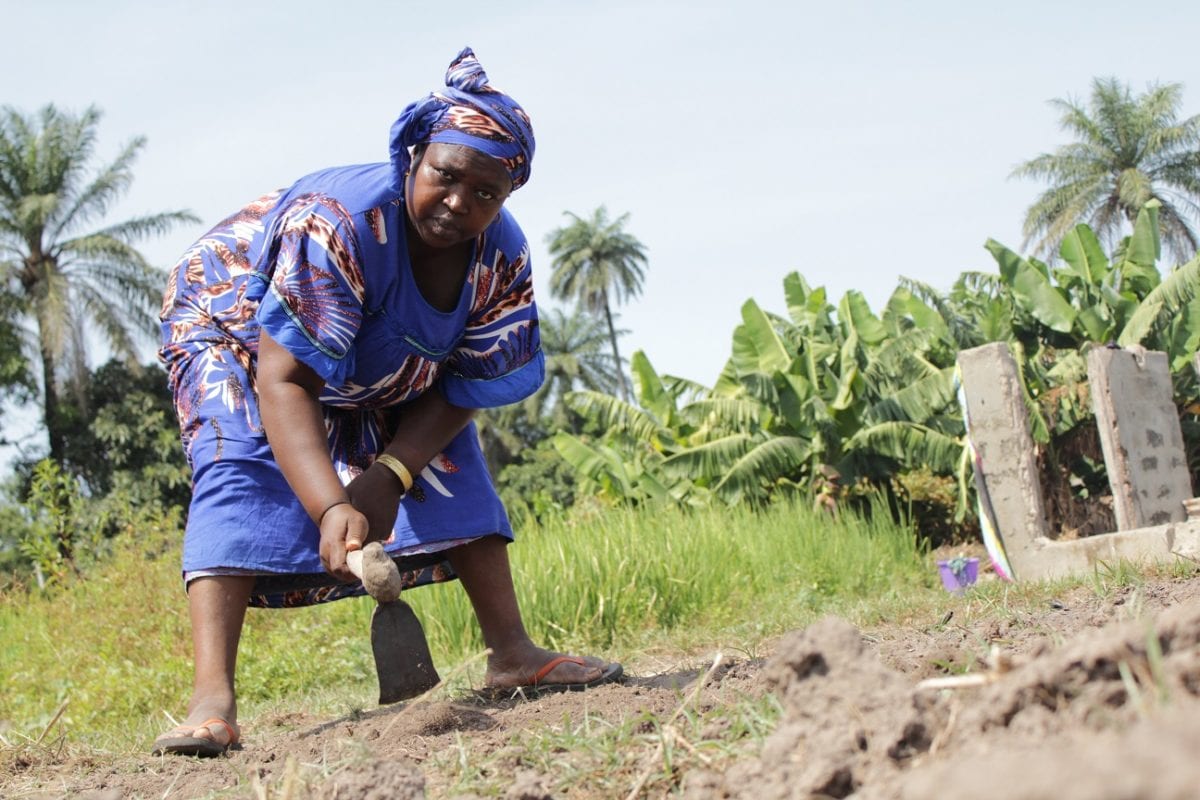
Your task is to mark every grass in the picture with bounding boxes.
[0,496,927,753]
[410,495,932,666]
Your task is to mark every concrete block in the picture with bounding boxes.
[957,343,1049,579]
[1088,346,1193,530]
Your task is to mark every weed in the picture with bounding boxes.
[1090,559,1146,599]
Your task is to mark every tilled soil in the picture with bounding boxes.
[6,574,1200,799]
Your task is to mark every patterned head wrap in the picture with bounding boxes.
[390,47,535,193]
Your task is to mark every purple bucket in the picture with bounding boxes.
[937,557,979,594]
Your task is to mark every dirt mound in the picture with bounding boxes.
[684,598,1200,799]
[683,616,950,798]
[319,758,426,800]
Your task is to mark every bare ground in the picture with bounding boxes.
[6,572,1200,799]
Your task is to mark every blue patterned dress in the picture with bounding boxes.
[159,162,543,606]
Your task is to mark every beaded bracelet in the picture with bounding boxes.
[375,453,414,493]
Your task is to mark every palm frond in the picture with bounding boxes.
[1013,79,1200,263]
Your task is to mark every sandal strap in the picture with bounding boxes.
[196,717,239,745]
[532,655,585,684]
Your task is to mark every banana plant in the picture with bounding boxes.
[553,206,1200,530]
[665,275,964,505]
[552,350,706,505]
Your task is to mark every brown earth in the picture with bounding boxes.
[6,573,1200,799]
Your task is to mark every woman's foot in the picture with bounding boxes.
[152,695,240,757]
[484,644,622,693]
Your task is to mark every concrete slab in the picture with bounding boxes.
[957,343,1049,579]
[1088,346,1193,529]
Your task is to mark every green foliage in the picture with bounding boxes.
[13,460,93,586]
[479,307,623,479]
[558,277,965,514]
[973,206,1200,534]
[554,200,1200,543]
[57,359,189,510]
[0,292,33,409]
[1013,77,1200,263]
[495,438,578,527]
[0,104,197,463]
[3,451,189,587]
[553,351,709,507]
[0,359,187,574]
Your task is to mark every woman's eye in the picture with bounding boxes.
[436,168,453,180]
[476,190,495,201]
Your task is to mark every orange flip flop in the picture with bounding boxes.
[482,655,623,700]
[152,717,240,758]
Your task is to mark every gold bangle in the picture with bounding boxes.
[375,453,414,493]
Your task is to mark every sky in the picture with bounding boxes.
[2,0,1200,461]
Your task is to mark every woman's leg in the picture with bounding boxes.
[446,535,614,687]
[160,575,255,743]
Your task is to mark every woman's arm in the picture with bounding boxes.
[345,388,478,545]
[257,330,367,580]
[257,330,349,520]
[384,389,477,470]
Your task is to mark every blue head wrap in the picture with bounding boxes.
[390,47,535,193]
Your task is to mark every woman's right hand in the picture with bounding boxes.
[319,502,370,582]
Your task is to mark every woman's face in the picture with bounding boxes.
[405,143,512,249]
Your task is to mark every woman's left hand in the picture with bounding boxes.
[347,463,406,544]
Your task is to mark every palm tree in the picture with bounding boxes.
[1013,77,1200,263]
[0,105,197,464]
[546,206,648,401]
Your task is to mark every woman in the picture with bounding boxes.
[154,48,620,757]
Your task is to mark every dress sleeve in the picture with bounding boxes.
[441,232,545,408]
[255,196,367,386]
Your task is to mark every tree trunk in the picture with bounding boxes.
[601,290,629,402]
[39,331,75,564]
[40,339,65,465]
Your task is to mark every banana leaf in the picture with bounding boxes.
[731,298,792,376]
[1117,254,1200,346]
[1059,224,1110,286]
[630,350,675,428]
[986,239,1076,333]
[838,290,887,346]
[564,390,670,444]
[660,433,755,480]
[713,435,813,504]
[551,433,633,496]
[846,422,963,474]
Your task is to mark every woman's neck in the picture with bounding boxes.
[405,217,473,312]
